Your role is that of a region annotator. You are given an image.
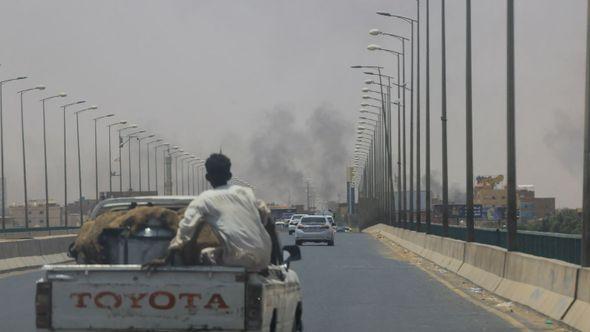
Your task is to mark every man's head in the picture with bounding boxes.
[205,153,232,188]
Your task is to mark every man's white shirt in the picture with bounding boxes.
[169,184,272,271]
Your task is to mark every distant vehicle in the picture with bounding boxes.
[288,214,306,235]
[295,215,335,246]
[36,196,304,332]
[335,225,352,233]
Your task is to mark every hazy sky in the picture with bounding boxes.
[0,0,586,208]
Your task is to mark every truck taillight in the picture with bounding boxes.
[245,284,262,330]
[36,281,52,329]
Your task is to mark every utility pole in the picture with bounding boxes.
[164,148,173,195]
[506,0,517,251]
[409,21,415,226]
[506,0,516,251]
[466,0,475,242]
[425,0,432,233]
[441,0,449,235]
[306,180,311,211]
[582,0,590,267]
[416,0,422,231]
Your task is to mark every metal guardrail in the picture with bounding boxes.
[405,222,581,265]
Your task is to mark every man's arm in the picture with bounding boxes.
[143,201,205,271]
[169,202,205,251]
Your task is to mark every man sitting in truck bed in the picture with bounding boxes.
[147,153,272,271]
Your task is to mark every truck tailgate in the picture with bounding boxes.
[45,265,246,331]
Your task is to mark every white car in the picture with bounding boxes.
[295,215,335,246]
[288,214,306,235]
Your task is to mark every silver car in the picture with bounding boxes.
[288,214,306,235]
[295,215,335,246]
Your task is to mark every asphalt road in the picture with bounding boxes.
[0,232,514,331]
[281,231,514,331]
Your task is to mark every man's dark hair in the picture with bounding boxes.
[205,153,232,187]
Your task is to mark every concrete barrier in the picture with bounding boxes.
[438,237,465,272]
[421,235,444,263]
[495,252,578,321]
[563,268,590,331]
[364,224,589,331]
[457,242,506,292]
[0,235,75,273]
[0,241,19,259]
[399,230,426,255]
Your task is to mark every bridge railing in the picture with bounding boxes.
[405,222,581,265]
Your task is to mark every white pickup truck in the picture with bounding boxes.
[35,196,303,332]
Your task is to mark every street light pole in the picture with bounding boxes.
[18,86,46,229]
[416,0,422,231]
[441,0,449,235]
[75,105,98,225]
[41,93,67,228]
[425,0,432,232]
[179,154,191,195]
[154,143,169,194]
[61,100,85,227]
[0,76,27,229]
[465,0,475,242]
[137,134,155,192]
[125,130,146,192]
[169,148,183,195]
[146,139,162,192]
[93,114,114,201]
[107,121,127,195]
[506,0,517,251]
[117,125,138,192]
[582,0,590,267]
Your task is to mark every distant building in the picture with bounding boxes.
[517,185,536,220]
[535,197,556,218]
[8,200,62,228]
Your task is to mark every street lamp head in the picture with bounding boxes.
[367,44,381,51]
[119,120,128,124]
[105,113,115,118]
[376,11,392,17]
[350,65,362,69]
[361,87,370,93]
[35,85,46,91]
[146,134,156,138]
[89,105,98,110]
[58,92,67,97]
[17,76,27,80]
[75,100,86,105]
[364,79,374,84]
[360,103,370,107]
[369,29,381,36]
[362,95,371,99]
